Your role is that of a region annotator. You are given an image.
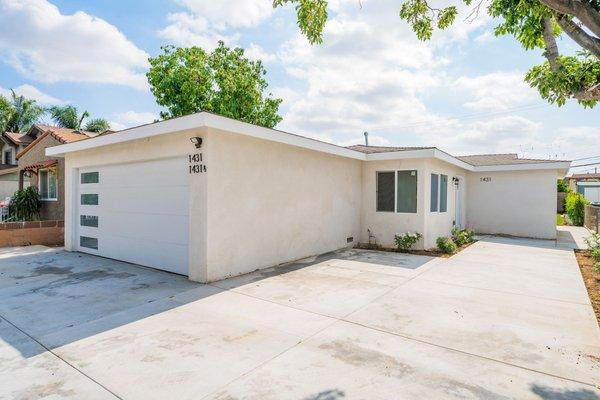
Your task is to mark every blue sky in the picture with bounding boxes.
[0,0,598,171]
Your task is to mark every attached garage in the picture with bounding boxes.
[76,158,189,275]
[46,112,570,283]
[578,182,600,204]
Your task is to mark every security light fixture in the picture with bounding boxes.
[190,137,203,149]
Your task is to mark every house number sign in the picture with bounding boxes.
[188,153,207,174]
[480,177,492,182]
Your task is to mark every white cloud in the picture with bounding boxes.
[110,110,158,131]
[0,0,149,90]
[245,43,276,63]
[159,13,239,50]
[0,84,64,105]
[160,0,272,48]
[454,72,538,111]
[175,0,272,29]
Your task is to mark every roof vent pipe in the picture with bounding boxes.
[364,131,369,146]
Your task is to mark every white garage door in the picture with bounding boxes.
[76,157,189,275]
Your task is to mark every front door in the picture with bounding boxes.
[454,177,464,229]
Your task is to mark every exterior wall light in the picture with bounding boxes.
[190,137,203,149]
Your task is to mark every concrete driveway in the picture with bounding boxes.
[0,238,599,400]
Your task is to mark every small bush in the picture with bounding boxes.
[394,232,422,252]
[591,247,600,263]
[565,192,589,226]
[557,179,570,193]
[436,236,457,254]
[8,187,41,221]
[451,227,474,247]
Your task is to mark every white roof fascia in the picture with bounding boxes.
[473,162,572,172]
[203,113,365,160]
[46,112,365,160]
[433,149,474,171]
[577,181,600,186]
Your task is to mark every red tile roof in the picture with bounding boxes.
[22,159,58,172]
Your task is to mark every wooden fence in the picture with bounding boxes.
[584,205,600,233]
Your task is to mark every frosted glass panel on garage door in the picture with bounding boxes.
[76,157,190,275]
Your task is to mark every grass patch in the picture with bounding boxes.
[556,213,566,226]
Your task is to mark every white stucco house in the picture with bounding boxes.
[46,112,570,282]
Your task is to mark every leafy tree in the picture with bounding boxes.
[47,105,110,133]
[0,90,44,133]
[275,0,600,107]
[147,41,283,128]
[0,94,10,132]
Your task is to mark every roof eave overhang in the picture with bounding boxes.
[46,112,366,160]
[473,162,571,173]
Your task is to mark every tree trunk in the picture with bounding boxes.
[539,0,600,38]
[556,14,600,58]
[542,18,560,70]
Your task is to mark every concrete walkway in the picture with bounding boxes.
[0,239,598,399]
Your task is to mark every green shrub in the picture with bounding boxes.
[565,192,589,226]
[436,236,457,254]
[557,179,570,193]
[451,227,474,246]
[394,232,422,252]
[8,187,41,221]
[591,247,600,263]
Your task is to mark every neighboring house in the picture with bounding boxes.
[16,125,96,220]
[567,173,600,204]
[46,112,570,283]
[0,131,37,198]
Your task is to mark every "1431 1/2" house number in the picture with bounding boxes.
[188,153,206,174]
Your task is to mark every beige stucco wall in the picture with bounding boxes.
[466,169,558,239]
[204,128,362,281]
[361,158,467,249]
[360,158,427,249]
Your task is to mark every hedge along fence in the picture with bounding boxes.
[585,205,600,233]
[0,220,64,248]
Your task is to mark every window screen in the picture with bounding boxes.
[81,172,99,184]
[376,172,395,212]
[430,174,439,212]
[81,194,98,205]
[80,236,98,250]
[80,215,98,227]
[440,175,448,212]
[397,170,417,213]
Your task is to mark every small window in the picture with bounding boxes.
[81,172,99,184]
[80,236,98,249]
[39,168,58,200]
[397,170,417,213]
[81,194,98,205]
[80,215,98,227]
[376,171,395,212]
[430,174,439,212]
[440,175,448,212]
[4,150,12,165]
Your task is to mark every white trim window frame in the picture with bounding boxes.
[39,168,58,201]
[376,170,418,214]
[430,172,448,213]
